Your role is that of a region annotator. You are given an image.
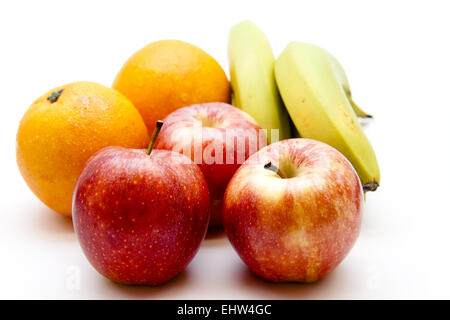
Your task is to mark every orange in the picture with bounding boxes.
[16,81,149,216]
[113,40,230,134]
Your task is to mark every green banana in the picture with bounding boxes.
[327,52,373,118]
[275,42,380,190]
[228,20,291,143]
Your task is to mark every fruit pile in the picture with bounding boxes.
[16,20,379,285]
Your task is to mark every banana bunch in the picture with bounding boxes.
[228,21,380,190]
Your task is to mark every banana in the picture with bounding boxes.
[275,42,380,190]
[349,98,373,118]
[327,52,373,118]
[228,20,291,143]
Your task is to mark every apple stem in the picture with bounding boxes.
[146,120,164,156]
[264,161,280,176]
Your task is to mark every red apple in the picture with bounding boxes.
[222,138,363,282]
[72,123,210,285]
[155,102,265,226]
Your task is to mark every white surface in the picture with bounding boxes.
[1,0,450,299]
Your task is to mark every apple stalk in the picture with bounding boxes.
[147,120,164,155]
[264,161,282,177]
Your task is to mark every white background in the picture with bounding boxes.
[1,0,449,299]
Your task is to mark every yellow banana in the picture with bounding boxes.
[327,52,373,118]
[275,42,380,190]
[228,20,291,143]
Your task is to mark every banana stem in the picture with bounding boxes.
[146,120,163,155]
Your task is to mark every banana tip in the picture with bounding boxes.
[363,182,379,192]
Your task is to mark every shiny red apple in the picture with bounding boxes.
[155,102,265,226]
[72,122,210,285]
[223,138,363,282]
